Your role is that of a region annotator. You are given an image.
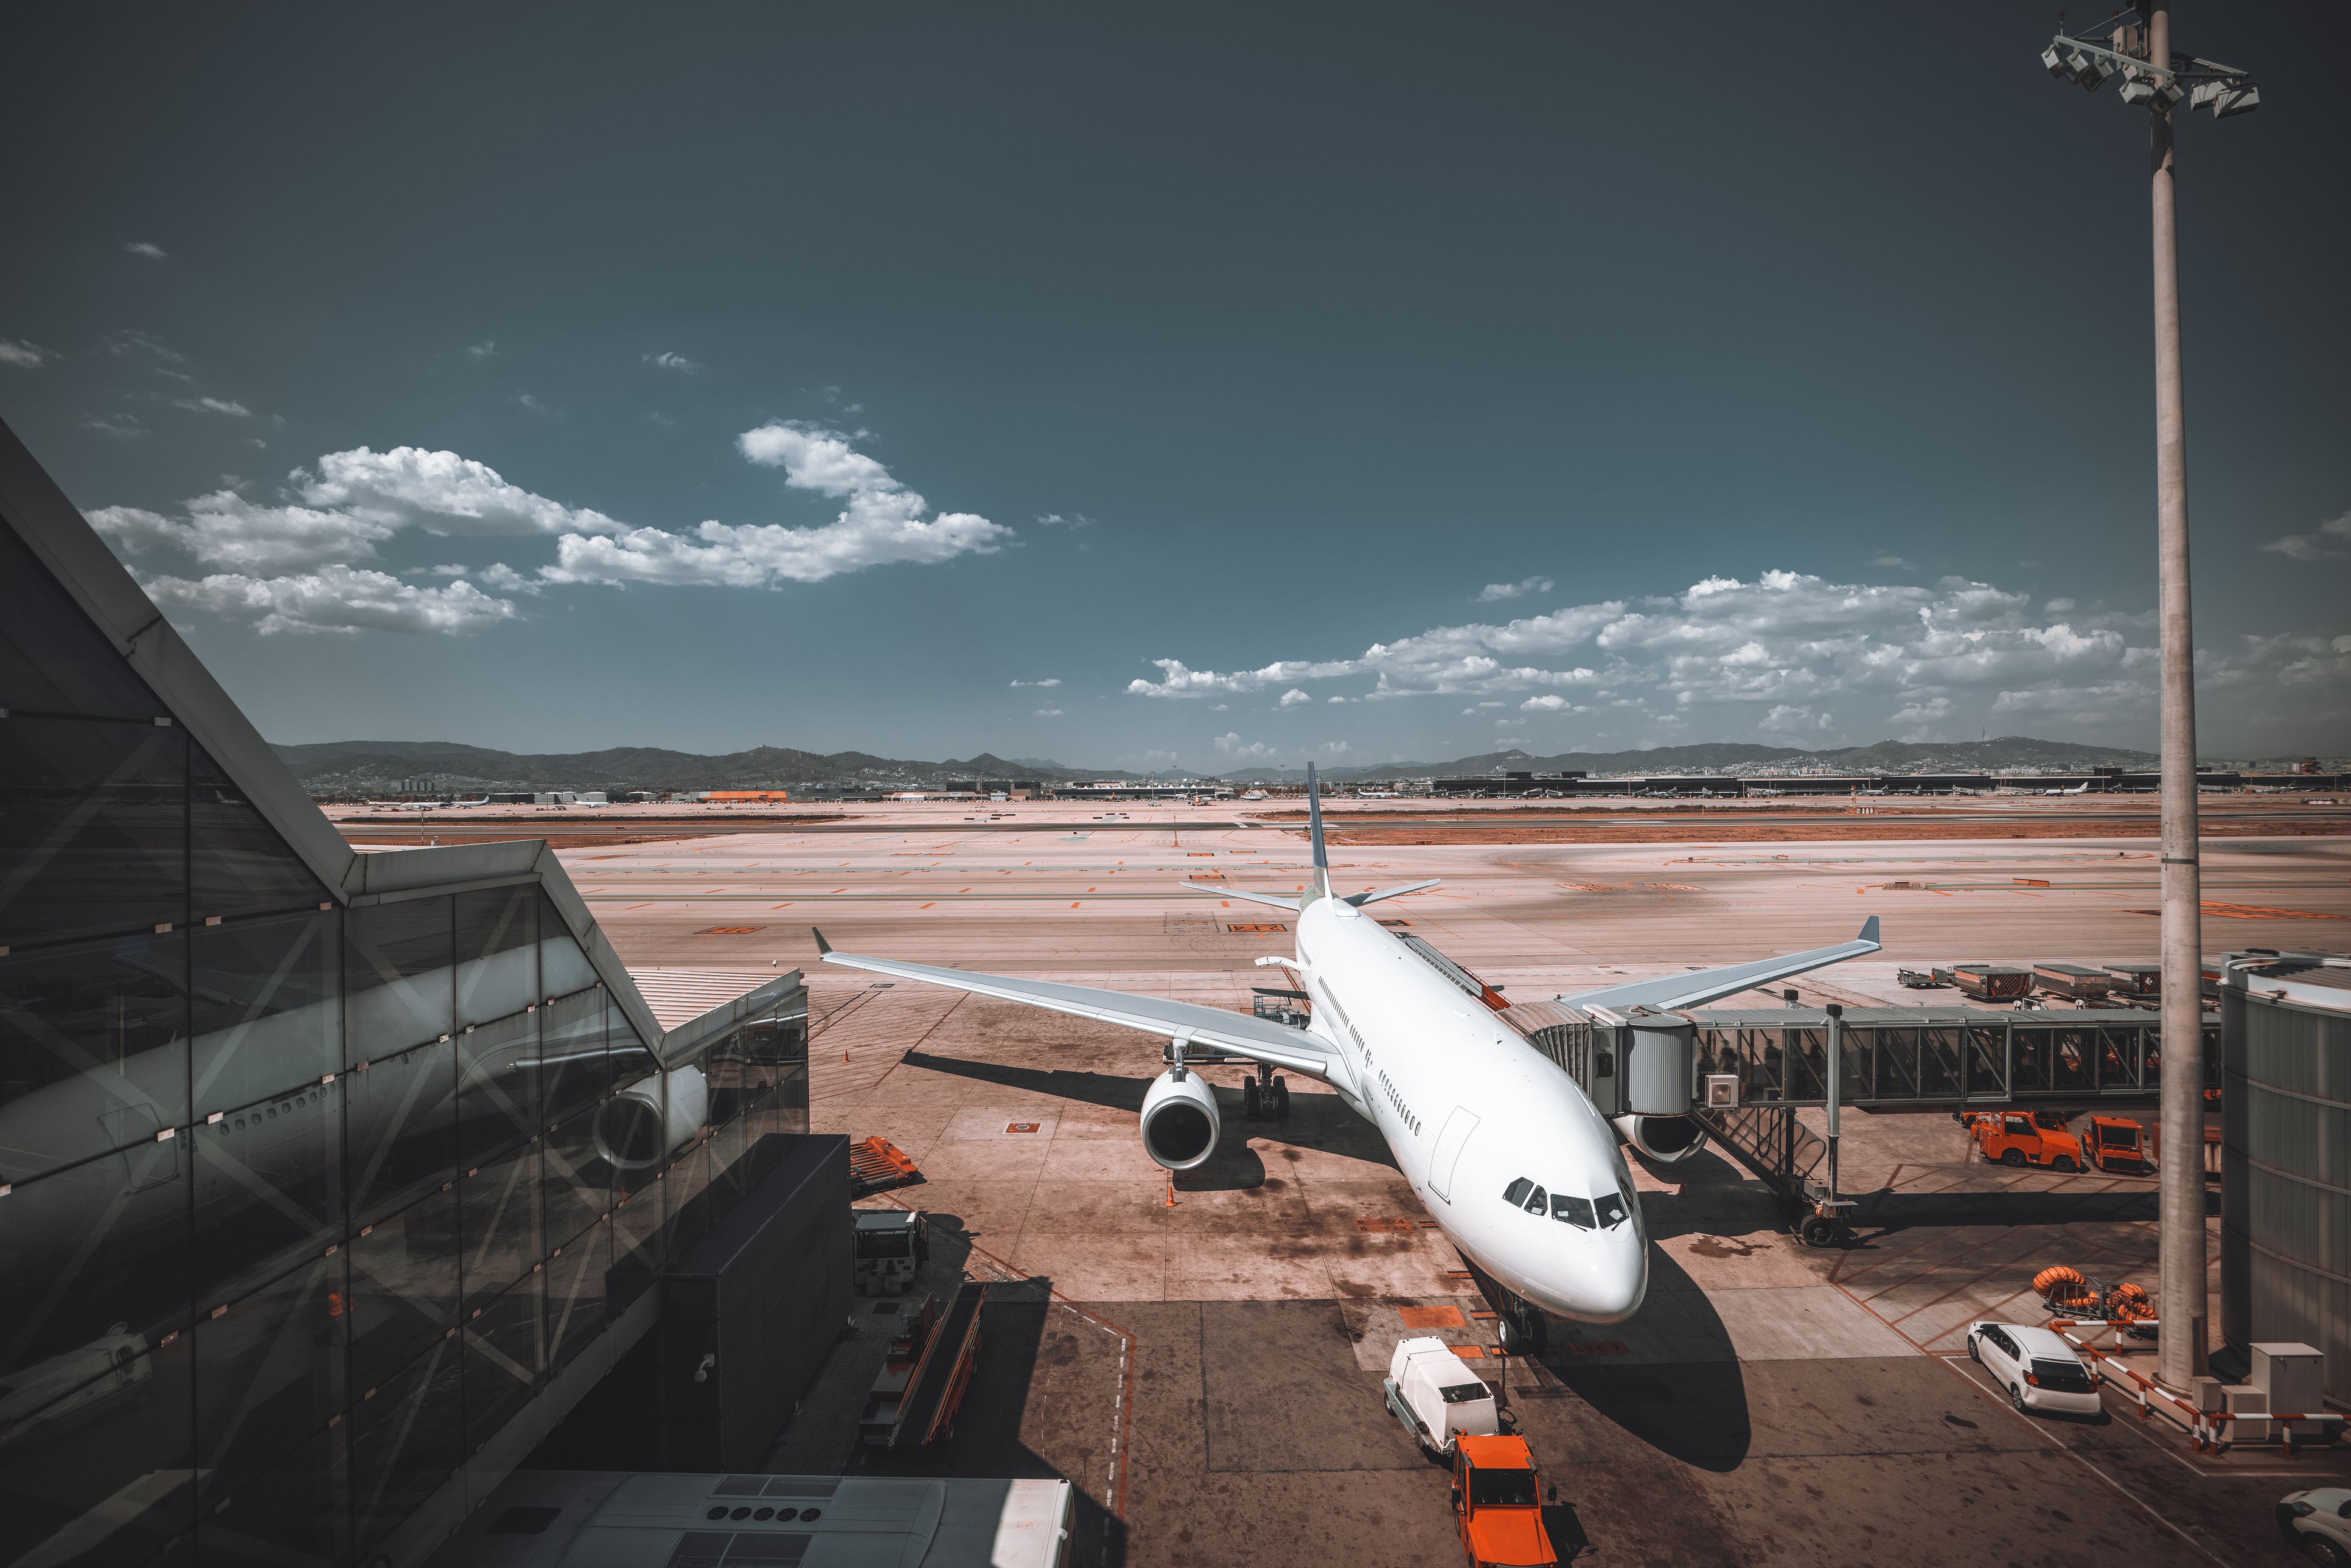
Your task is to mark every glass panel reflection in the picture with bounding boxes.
[0,1139,193,1384]
[345,898,451,1061]
[349,1188,459,1394]
[456,1009,538,1166]
[0,523,170,722]
[540,989,606,1125]
[0,1335,195,1568]
[0,714,185,949]
[192,1252,348,1500]
[195,1078,344,1292]
[190,745,329,922]
[455,885,537,1028]
[0,929,190,1185]
[346,1339,464,1549]
[462,1275,543,1453]
[542,1214,610,1375]
[459,1138,542,1313]
[191,911,340,1120]
[344,1037,456,1224]
[199,1419,344,1567]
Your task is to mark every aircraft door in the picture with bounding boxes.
[1427,1107,1480,1204]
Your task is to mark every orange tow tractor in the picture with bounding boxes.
[1960,1110,2085,1171]
[2084,1115,2152,1173]
[1450,1434,1558,1567]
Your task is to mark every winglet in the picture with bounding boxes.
[811,926,833,957]
[1858,916,1880,947]
[1304,761,1332,905]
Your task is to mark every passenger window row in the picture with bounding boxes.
[1500,1176,1629,1230]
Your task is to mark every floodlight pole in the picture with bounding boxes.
[2142,0,2207,1395]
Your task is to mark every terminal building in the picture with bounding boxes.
[0,422,845,1567]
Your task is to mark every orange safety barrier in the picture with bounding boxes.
[850,1135,925,1197]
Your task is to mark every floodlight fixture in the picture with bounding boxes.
[2043,42,2072,79]
[2070,50,2106,89]
[2118,76,2158,106]
[2211,84,2259,118]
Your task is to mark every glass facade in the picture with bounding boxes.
[0,529,809,1566]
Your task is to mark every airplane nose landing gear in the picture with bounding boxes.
[1498,1298,1547,1357]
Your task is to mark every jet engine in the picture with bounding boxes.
[595,1065,709,1171]
[1614,1113,1708,1165]
[1140,1068,1221,1172]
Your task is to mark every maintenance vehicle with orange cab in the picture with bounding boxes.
[1450,1434,1558,1567]
[2084,1115,2152,1173]
[1960,1110,2085,1171]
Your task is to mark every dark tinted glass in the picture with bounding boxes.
[540,989,606,1123]
[192,1250,349,1499]
[0,523,164,721]
[0,1143,193,1382]
[462,1276,544,1451]
[346,897,451,1061]
[190,910,339,1119]
[0,715,184,948]
[1469,1466,1538,1507]
[346,1337,464,1548]
[349,1187,459,1392]
[0,1335,195,1567]
[542,1214,610,1375]
[1501,1177,1533,1207]
[607,1003,658,1088]
[541,1105,610,1255]
[194,1078,344,1292]
[456,1009,538,1166]
[455,885,536,1027]
[190,745,329,921]
[1552,1193,1596,1229]
[1595,1192,1629,1229]
[459,1137,542,1311]
[0,929,190,1184]
[345,1037,456,1224]
[198,1419,345,1567]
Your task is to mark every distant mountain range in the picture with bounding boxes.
[258,733,2319,796]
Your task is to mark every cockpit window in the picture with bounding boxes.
[1502,1177,1533,1207]
[1551,1193,1595,1229]
[1595,1191,1629,1229]
[1523,1184,1547,1215]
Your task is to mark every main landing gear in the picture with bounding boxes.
[1242,1072,1291,1121]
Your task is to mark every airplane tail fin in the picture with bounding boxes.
[1306,762,1331,899]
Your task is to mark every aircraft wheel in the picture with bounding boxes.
[1242,1079,1261,1120]
[1272,1078,1291,1119]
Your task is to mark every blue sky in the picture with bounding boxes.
[4,4,2345,768]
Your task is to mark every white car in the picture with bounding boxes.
[2279,1489,2351,1566]
[1966,1320,2102,1416]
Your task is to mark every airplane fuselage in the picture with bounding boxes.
[1286,892,1649,1325]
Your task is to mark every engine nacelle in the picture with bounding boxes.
[1614,1113,1707,1165]
[595,1065,709,1171]
[1140,1068,1221,1172]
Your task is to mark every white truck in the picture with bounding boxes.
[1383,1335,1500,1458]
[854,1209,930,1295]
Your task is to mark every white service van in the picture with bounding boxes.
[1383,1335,1499,1457]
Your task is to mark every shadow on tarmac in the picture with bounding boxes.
[1532,1247,1753,1474]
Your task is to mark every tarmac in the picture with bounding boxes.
[531,801,2351,1567]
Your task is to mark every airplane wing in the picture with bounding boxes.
[811,930,1339,1081]
[1555,917,1881,1014]
[1179,883,1300,911]
[1343,879,1440,907]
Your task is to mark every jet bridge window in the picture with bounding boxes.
[1551,1193,1595,1230]
[1595,1192,1629,1230]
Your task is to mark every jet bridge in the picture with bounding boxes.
[1510,999,2221,1241]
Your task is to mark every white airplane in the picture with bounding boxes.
[813,764,1880,1351]
[2041,781,2091,796]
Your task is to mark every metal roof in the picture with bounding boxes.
[626,966,806,1065]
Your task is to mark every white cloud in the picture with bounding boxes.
[515,393,546,412]
[1759,703,1834,735]
[1320,740,1352,755]
[174,396,250,417]
[2263,512,2350,563]
[298,446,628,537]
[466,341,497,360]
[1035,512,1095,528]
[144,566,520,635]
[1278,688,1312,708]
[1033,708,1064,717]
[124,242,169,260]
[552,423,1008,588]
[1871,554,1917,571]
[1326,695,1347,704]
[1,338,55,369]
[89,492,399,572]
[1477,575,1553,603]
[1213,732,1278,762]
[82,413,144,437]
[1520,694,1570,711]
[1009,678,1062,688]
[102,329,185,363]
[644,351,701,372]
